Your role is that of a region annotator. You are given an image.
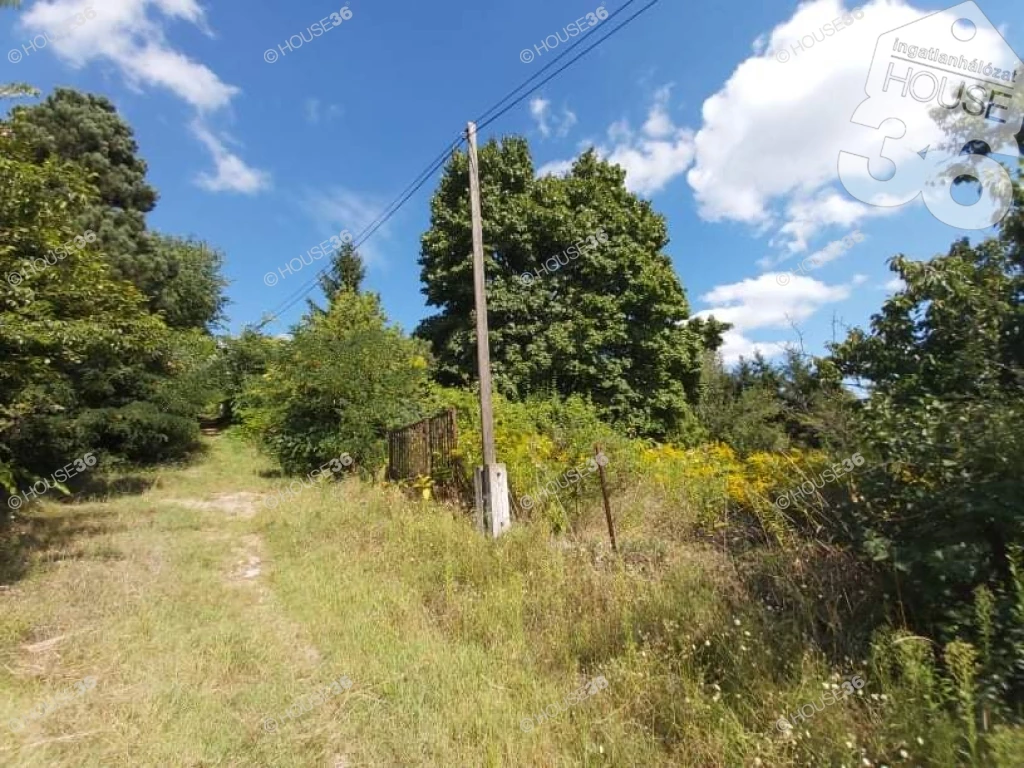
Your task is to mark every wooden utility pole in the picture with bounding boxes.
[467,121,510,538]
[595,445,617,553]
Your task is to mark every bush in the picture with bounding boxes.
[423,387,635,530]
[238,292,432,475]
[75,402,199,464]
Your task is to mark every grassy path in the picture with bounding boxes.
[0,436,359,767]
[5,434,807,767]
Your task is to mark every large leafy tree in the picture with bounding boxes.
[148,235,228,329]
[0,115,181,494]
[12,89,225,329]
[13,90,157,286]
[417,139,714,438]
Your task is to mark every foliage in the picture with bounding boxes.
[206,330,280,423]
[831,233,1024,700]
[423,386,632,530]
[1,89,227,508]
[238,291,432,474]
[308,241,366,315]
[12,89,225,330]
[416,140,718,439]
[147,235,228,330]
[697,349,854,455]
[0,115,173,492]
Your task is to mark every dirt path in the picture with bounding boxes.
[0,437,354,767]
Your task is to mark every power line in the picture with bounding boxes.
[478,0,662,131]
[472,0,645,127]
[255,0,663,330]
[256,135,464,329]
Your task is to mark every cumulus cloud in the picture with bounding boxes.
[534,86,695,196]
[684,0,1015,251]
[695,272,860,363]
[19,0,269,192]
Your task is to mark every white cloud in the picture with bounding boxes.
[21,0,235,110]
[884,276,907,292]
[697,273,853,329]
[695,272,860,363]
[536,158,575,178]
[685,0,948,251]
[20,0,269,192]
[529,97,577,139]
[191,122,270,194]
[715,330,789,365]
[537,86,695,196]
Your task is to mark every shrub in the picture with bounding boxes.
[238,292,432,475]
[75,402,198,464]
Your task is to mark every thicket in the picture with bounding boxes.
[0,88,227,509]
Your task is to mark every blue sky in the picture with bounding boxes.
[3,0,1021,362]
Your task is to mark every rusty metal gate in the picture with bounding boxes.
[386,408,467,502]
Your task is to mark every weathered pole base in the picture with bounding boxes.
[473,464,510,538]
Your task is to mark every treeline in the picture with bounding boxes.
[1,88,229,498]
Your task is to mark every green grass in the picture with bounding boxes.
[1,434,1020,766]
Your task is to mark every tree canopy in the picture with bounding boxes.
[416,139,718,439]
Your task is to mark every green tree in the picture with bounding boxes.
[148,235,228,330]
[239,293,431,474]
[13,89,226,330]
[0,115,181,495]
[416,140,711,439]
[308,242,366,315]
